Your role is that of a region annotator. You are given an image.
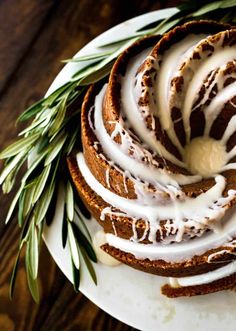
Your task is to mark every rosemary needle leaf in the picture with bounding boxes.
[49,156,60,189]
[37,221,43,247]
[154,18,182,35]
[45,183,58,226]
[18,82,73,123]
[0,133,40,159]
[23,185,36,218]
[17,99,45,123]
[9,250,21,300]
[18,191,25,227]
[72,222,97,263]
[2,171,16,194]
[71,61,101,80]
[68,222,80,269]
[79,245,97,285]
[21,152,47,183]
[66,128,79,155]
[37,136,50,154]
[62,208,68,248]
[79,62,114,85]
[74,207,92,241]
[44,134,67,166]
[25,242,40,303]
[2,154,27,194]
[19,115,50,136]
[73,187,91,219]
[5,185,24,224]
[136,19,163,32]
[192,1,221,17]
[45,81,74,107]
[35,182,55,225]
[220,0,236,9]
[32,164,51,204]
[0,151,25,185]
[71,258,80,293]
[62,50,113,63]
[48,97,68,137]
[66,181,74,222]
[20,212,33,243]
[73,38,137,84]
[98,35,138,48]
[28,222,39,279]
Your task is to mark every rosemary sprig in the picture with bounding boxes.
[62,180,97,291]
[1,0,236,302]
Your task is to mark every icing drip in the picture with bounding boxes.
[105,168,111,188]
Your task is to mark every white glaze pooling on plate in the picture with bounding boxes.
[92,231,121,266]
[43,9,236,331]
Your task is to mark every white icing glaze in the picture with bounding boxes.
[204,81,236,136]
[184,137,227,177]
[181,43,236,142]
[169,260,236,287]
[155,34,207,152]
[222,115,236,146]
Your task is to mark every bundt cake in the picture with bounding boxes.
[68,20,236,297]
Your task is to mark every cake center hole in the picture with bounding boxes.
[184,137,226,177]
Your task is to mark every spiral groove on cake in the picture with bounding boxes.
[68,21,236,296]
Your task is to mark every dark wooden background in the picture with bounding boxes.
[0,1,179,330]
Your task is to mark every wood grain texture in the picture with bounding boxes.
[0,1,179,330]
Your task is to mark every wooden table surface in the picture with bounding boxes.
[0,1,179,330]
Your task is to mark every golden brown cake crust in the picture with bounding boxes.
[161,273,236,298]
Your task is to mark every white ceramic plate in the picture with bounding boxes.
[43,8,236,331]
